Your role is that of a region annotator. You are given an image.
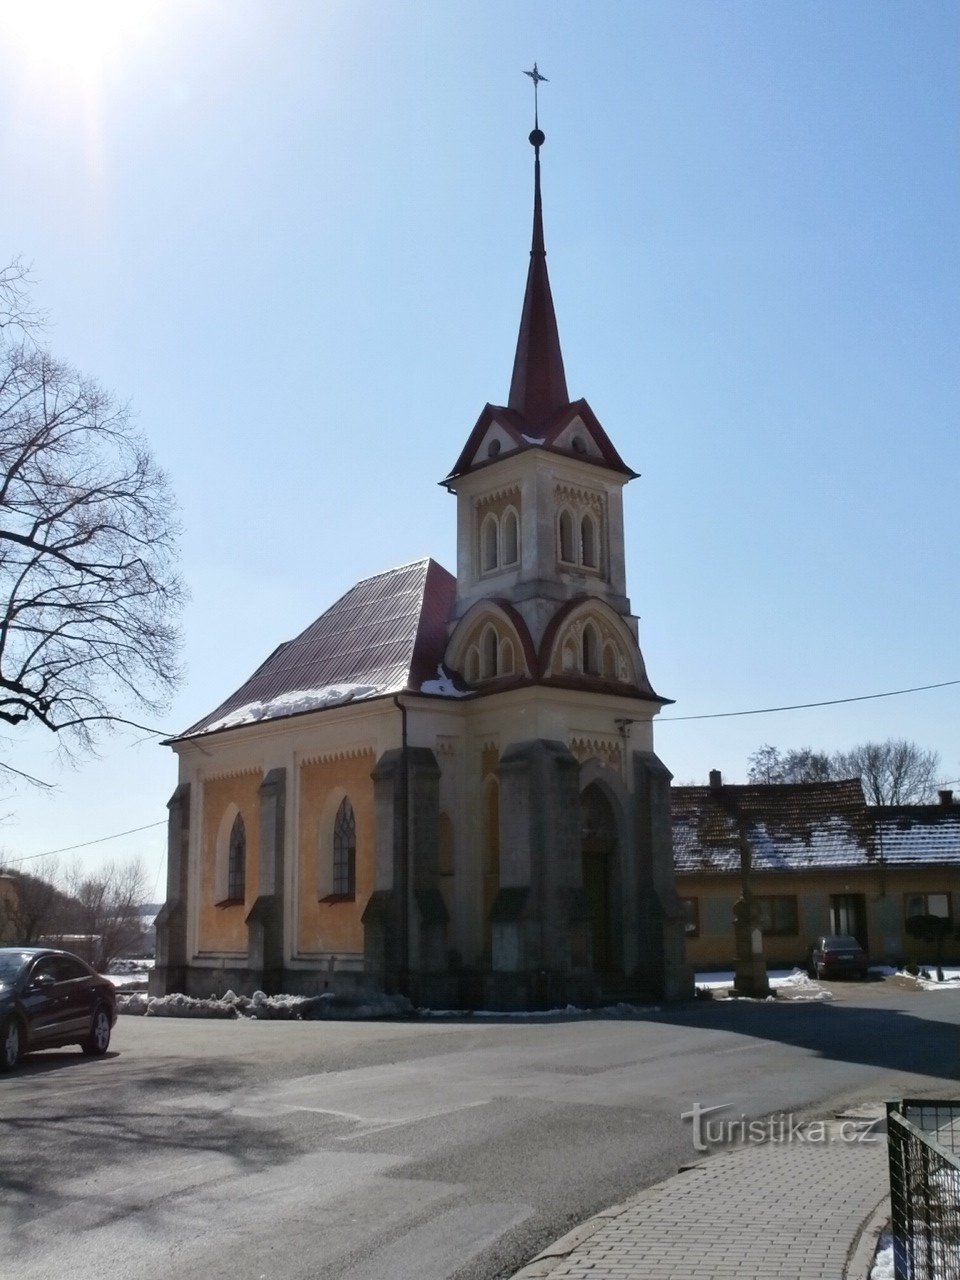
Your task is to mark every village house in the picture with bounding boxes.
[151,120,692,1009]
[673,772,960,970]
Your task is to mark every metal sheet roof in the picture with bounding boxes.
[175,558,456,740]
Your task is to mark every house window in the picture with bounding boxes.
[333,798,356,896]
[502,508,519,566]
[755,895,798,937]
[905,892,951,922]
[680,897,700,939]
[602,642,618,680]
[227,813,246,901]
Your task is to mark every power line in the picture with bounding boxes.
[658,678,960,723]
[8,820,167,864]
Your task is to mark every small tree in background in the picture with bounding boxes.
[65,859,147,971]
[747,738,940,805]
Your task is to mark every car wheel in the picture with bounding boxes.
[81,1006,111,1057]
[1,1016,22,1071]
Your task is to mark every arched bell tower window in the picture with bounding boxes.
[558,509,575,563]
[581,514,598,568]
[582,622,600,676]
[227,813,246,901]
[481,514,499,573]
[480,626,499,679]
[502,508,519,566]
[500,638,515,676]
[602,642,618,679]
[333,797,356,896]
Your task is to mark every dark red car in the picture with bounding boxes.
[810,934,869,981]
[0,947,117,1071]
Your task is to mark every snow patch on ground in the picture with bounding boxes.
[695,968,834,1001]
[117,989,414,1020]
[871,1232,893,1280]
[202,684,383,733]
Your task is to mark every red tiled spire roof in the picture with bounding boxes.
[507,128,569,430]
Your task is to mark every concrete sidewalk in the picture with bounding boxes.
[514,1106,890,1279]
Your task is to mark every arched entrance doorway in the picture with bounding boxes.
[580,783,618,971]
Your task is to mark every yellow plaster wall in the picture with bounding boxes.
[198,772,261,953]
[297,752,376,955]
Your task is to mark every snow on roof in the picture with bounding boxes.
[672,782,960,873]
[174,558,457,740]
[874,806,960,867]
[672,780,874,874]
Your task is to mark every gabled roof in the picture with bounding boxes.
[172,559,456,741]
[672,779,875,874]
[874,805,960,867]
[443,398,636,484]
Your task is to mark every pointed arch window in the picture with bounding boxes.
[227,813,246,902]
[333,797,356,896]
[602,642,618,680]
[502,509,519,566]
[465,645,480,684]
[558,509,575,563]
[480,626,499,679]
[581,514,598,568]
[582,623,600,676]
[499,637,515,677]
[481,514,499,573]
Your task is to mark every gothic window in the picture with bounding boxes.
[502,508,519,566]
[602,642,618,680]
[227,813,246,901]
[500,638,515,676]
[480,626,499,679]
[465,645,480,683]
[580,514,598,568]
[333,797,356,896]
[582,622,600,676]
[558,508,575,563]
[481,513,499,573]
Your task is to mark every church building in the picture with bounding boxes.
[152,114,692,1010]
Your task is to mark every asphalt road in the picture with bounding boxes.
[2,981,958,1280]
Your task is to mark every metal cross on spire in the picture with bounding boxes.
[523,63,548,130]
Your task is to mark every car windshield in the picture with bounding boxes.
[0,952,34,988]
[823,936,861,949]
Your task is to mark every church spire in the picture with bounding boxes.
[508,68,569,429]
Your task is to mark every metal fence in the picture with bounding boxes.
[887,1100,960,1280]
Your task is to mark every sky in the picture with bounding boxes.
[1,1,957,890]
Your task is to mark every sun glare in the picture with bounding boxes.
[3,0,157,86]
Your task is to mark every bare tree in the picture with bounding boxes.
[833,739,940,806]
[65,858,148,971]
[0,262,184,754]
[0,860,72,944]
[747,738,941,806]
[747,744,833,785]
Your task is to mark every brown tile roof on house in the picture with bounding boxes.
[173,558,457,740]
[672,779,875,874]
[873,805,960,867]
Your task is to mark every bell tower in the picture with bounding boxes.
[442,96,652,690]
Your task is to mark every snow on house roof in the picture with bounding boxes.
[672,781,960,874]
[672,779,875,874]
[873,805,960,867]
[173,558,458,740]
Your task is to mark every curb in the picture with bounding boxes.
[843,1194,890,1280]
